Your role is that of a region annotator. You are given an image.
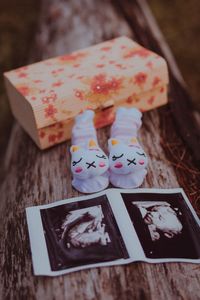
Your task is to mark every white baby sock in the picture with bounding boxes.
[108,107,148,188]
[70,110,109,193]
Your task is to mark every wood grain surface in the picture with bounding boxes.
[0,0,200,299]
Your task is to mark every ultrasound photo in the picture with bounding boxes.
[134,201,183,242]
[40,195,128,271]
[61,206,111,249]
[121,192,200,259]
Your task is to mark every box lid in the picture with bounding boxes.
[4,36,168,129]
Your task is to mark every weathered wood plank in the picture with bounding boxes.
[1,0,200,299]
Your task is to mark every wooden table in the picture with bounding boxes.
[1,0,200,299]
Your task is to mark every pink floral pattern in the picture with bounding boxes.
[51,68,64,75]
[126,96,133,104]
[52,80,63,87]
[44,104,57,118]
[96,64,105,68]
[90,73,123,95]
[41,90,57,104]
[147,96,155,105]
[59,52,87,63]
[160,86,165,93]
[152,76,161,87]
[4,36,168,149]
[17,72,28,78]
[34,79,43,83]
[48,132,64,143]
[39,131,46,138]
[17,85,30,96]
[74,89,84,100]
[100,46,112,52]
[146,61,153,69]
[124,47,152,59]
[134,72,148,86]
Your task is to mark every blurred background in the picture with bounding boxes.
[0,0,200,176]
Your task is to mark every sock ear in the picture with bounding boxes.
[130,137,138,145]
[108,138,119,149]
[70,145,81,153]
[88,139,97,148]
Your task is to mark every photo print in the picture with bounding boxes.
[26,188,200,276]
[121,192,200,259]
[40,194,128,271]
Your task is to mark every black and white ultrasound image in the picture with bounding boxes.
[121,192,200,259]
[40,195,128,271]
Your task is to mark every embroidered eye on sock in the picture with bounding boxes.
[70,108,148,193]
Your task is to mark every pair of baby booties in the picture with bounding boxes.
[70,107,148,193]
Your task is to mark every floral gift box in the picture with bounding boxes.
[4,36,169,149]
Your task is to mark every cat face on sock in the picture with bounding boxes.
[70,140,109,179]
[108,138,148,175]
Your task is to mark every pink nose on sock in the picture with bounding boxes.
[99,162,105,167]
[139,160,144,165]
[114,162,123,168]
[75,167,83,173]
